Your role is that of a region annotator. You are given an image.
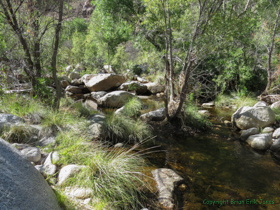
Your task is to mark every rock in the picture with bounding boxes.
[231,106,275,130]
[137,77,148,83]
[270,139,280,152]
[246,133,272,150]
[224,120,232,127]
[71,78,84,86]
[272,128,280,139]
[61,80,69,89]
[85,74,125,92]
[152,168,184,209]
[68,187,92,199]
[35,152,58,176]
[140,108,166,121]
[24,113,43,124]
[254,101,267,107]
[90,91,107,101]
[0,114,24,131]
[202,102,215,108]
[79,74,96,84]
[145,82,165,94]
[20,146,41,162]
[119,81,148,95]
[36,136,56,147]
[97,91,137,108]
[240,127,259,141]
[198,110,210,115]
[271,101,280,110]
[84,100,98,111]
[87,114,105,139]
[0,138,60,210]
[262,127,274,133]
[69,72,80,80]
[65,85,83,94]
[58,164,85,186]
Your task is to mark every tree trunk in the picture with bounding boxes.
[264,5,280,93]
[51,0,63,110]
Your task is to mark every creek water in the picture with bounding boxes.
[142,104,280,210]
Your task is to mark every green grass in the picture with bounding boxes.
[215,92,258,109]
[0,94,151,209]
[121,97,142,117]
[272,108,280,122]
[182,103,212,130]
[1,125,35,143]
[56,131,149,210]
[103,113,152,143]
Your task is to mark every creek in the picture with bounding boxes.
[142,103,280,210]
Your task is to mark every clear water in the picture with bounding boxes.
[144,107,280,210]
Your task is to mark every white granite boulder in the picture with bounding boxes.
[246,133,272,150]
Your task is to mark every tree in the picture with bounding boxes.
[0,0,68,109]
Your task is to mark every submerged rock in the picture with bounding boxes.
[152,168,184,209]
[231,106,275,130]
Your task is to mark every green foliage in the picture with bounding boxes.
[132,65,142,75]
[1,125,34,143]
[215,92,258,109]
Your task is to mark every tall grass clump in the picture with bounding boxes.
[215,92,257,109]
[56,131,149,210]
[103,113,152,142]
[182,103,212,130]
[122,97,142,117]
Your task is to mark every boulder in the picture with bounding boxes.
[69,72,80,80]
[152,168,184,209]
[231,106,275,130]
[79,74,96,84]
[85,74,125,92]
[271,101,280,110]
[97,91,137,108]
[36,136,56,147]
[246,133,272,150]
[145,82,165,94]
[65,85,83,94]
[58,164,85,186]
[140,108,166,121]
[253,101,267,107]
[0,138,60,210]
[240,127,259,141]
[0,114,24,131]
[272,128,280,139]
[71,78,84,86]
[119,81,148,95]
[87,114,105,139]
[84,100,98,111]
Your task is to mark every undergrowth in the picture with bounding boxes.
[215,92,257,109]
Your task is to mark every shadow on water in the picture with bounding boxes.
[145,107,280,210]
